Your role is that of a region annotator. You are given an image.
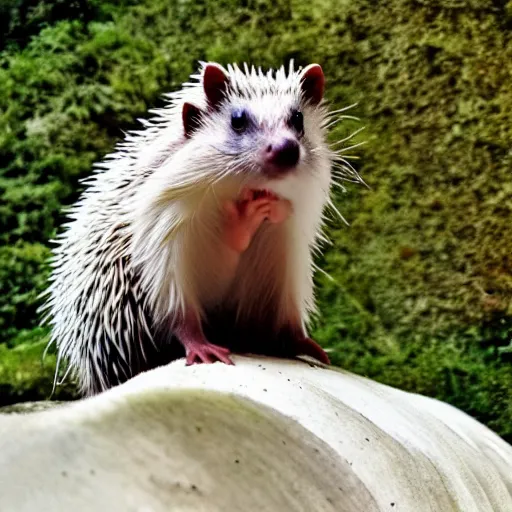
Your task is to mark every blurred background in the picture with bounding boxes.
[0,0,511,441]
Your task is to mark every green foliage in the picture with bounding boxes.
[0,0,511,441]
[0,242,50,341]
[0,339,75,403]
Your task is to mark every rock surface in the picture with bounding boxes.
[1,356,511,511]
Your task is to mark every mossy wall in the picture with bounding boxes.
[0,0,511,439]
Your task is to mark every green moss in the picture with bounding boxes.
[0,340,77,405]
[1,0,511,440]
[0,242,52,341]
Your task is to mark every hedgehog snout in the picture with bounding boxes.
[261,137,300,177]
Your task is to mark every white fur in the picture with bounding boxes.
[41,61,344,395]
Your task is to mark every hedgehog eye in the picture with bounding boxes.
[231,109,248,133]
[290,110,304,134]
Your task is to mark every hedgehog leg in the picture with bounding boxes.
[293,336,330,365]
[282,325,330,365]
[176,311,234,366]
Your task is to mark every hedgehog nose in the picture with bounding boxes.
[265,139,300,169]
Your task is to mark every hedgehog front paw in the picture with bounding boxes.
[222,188,291,253]
[185,341,234,366]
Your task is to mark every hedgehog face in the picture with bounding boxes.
[220,99,305,179]
[181,62,331,201]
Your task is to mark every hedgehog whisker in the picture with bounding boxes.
[332,166,367,186]
[210,147,241,157]
[334,155,360,161]
[332,162,359,174]
[323,115,361,129]
[332,168,367,185]
[329,126,366,147]
[332,177,362,187]
[326,197,349,226]
[332,168,360,178]
[335,179,364,188]
[333,170,360,185]
[331,181,348,192]
[332,141,367,153]
[332,157,360,173]
[327,103,359,116]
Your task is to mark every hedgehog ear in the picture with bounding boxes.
[203,63,230,109]
[182,102,202,138]
[300,64,325,106]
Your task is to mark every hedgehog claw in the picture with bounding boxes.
[185,342,234,366]
[294,336,330,365]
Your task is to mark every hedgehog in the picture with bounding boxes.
[41,61,363,396]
